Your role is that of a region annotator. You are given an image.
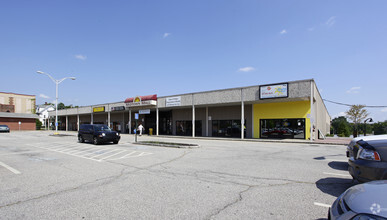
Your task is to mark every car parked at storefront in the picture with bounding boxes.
[78,124,120,145]
[328,180,387,220]
[347,136,387,182]
[0,125,10,133]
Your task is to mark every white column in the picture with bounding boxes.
[192,94,195,138]
[206,106,209,136]
[310,81,314,141]
[77,115,80,131]
[192,105,195,137]
[129,109,132,134]
[108,111,111,127]
[91,113,93,125]
[241,89,245,139]
[66,115,68,131]
[156,107,159,136]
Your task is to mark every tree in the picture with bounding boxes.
[57,102,66,110]
[36,119,42,130]
[373,120,387,135]
[331,116,351,137]
[346,105,369,137]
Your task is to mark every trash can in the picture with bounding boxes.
[149,128,153,135]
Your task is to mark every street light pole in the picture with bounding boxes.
[37,71,76,134]
[364,118,373,136]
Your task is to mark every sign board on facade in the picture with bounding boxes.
[93,106,105,112]
[166,96,181,107]
[111,106,125,111]
[139,109,150,114]
[135,113,139,120]
[259,83,288,99]
[125,94,157,107]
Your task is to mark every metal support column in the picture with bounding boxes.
[129,109,132,134]
[77,115,80,131]
[206,106,209,136]
[241,89,245,139]
[156,107,159,136]
[192,94,195,138]
[66,115,68,131]
[108,111,111,127]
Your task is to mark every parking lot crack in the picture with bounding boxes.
[207,186,252,219]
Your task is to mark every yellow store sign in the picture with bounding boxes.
[93,106,105,112]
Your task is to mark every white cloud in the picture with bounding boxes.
[381,108,387,112]
[280,29,287,35]
[39,94,50,99]
[163,33,171,38]
[238,67,255,72]
[75,54,87,60]
[346,87,361,94]
[325,16,336,27]
[308,27,315,32]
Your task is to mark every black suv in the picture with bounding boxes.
[78,124,120,145]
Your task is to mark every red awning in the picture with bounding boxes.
[124,94,157,103]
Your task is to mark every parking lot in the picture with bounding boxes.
[0,131,353,219]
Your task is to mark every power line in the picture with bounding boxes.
[323,99,387,108]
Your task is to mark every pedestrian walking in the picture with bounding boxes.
[138,124,144,136]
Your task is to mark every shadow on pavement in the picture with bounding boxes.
[315,177,355,197]
[328,161,348,171]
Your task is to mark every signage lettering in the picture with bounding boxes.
[166,96,181,107]
[260,83,288,99]
[93,106,105,112]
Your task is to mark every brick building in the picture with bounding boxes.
[0,92,39,131]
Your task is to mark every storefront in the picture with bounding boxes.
[52,79,330,140]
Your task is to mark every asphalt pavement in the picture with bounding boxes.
[0,131,353,219]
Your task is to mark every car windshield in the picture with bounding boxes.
[94,125,111,131]
[0,125,8,128]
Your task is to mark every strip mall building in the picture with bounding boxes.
[50,79,330,140]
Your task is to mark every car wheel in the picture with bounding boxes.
[78,135,84,143]
[113,140,119,144]
[93,137,99,145]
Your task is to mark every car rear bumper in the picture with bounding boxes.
[348,159,387,182]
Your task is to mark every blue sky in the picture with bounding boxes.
[1,1,386,122]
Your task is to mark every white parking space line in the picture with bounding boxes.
[90,149,122,159]
[314,202,331,208]
[323,172,351,177]
[0,161,21,174]
[98,150,127,161]
[26,143,153,162]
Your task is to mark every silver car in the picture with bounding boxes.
[0,125,10,133]
[329,180,387,219]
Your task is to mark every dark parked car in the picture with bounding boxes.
[78,124,120,145]
[329,180,387,220]
[0,125,10,133]
[347,137,387,182]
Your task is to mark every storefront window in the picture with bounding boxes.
[212,119,244,138]
[176,120,202,136]
[260,118,305,139]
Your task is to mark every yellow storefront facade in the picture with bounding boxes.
[253,101,311,139]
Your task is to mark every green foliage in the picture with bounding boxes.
[331,116,351,137]
[36,119,42,130]
[57,103,77,110]
[346,105,369,137]
[373,120,387,135]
